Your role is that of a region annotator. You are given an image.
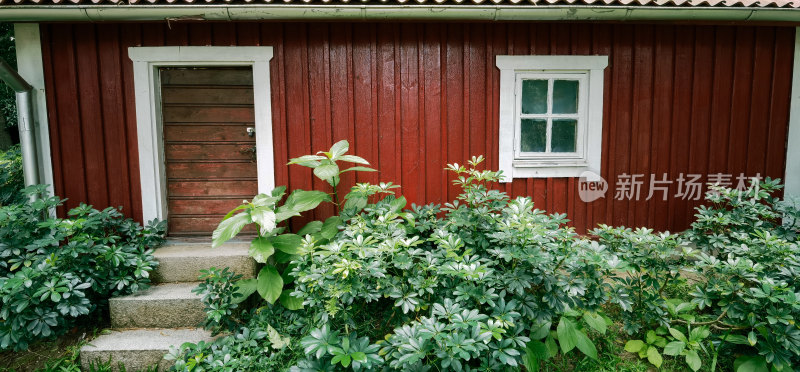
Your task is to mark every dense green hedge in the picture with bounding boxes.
[169,143,800,372]
[0,186,165,351]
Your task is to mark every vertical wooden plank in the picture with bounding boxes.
[236,23,261,46]
[668,26,696,231]
[745,27,775,177]
[282,23,313,200]
[74,24,109,209]
[351,24,377,185]
[329,23,357,190]
[629,25,654,228]
[766,27,793,181]
[707,27,735,187]
[424,23,444,205]
[399,24,421,205]
[165,21,189,46]
[444,24,464,201]
[50,24,87,212]
[571,23,594,233]
[307,23,335,217]
[610,25,634,227]
[685,26,715,227]
[142,23,165,46]
[376,24,398,190]
[212,23,236,45]
[96,24,133,215]
[650,25,676,232]
[120,23,144,222]
[188,23,212,46]
[727,28,755,192]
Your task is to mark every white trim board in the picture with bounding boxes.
[786,28,800,200]
[128,46,275,223]
[13,23,55,204]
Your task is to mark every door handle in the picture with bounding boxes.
[247,127,255,137]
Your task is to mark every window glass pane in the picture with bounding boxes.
[552,80,579,114]
[521,80,548,114]
[551,119,577,152]
[520,119,547,152]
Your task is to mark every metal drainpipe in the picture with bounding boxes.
[0,57,39,201]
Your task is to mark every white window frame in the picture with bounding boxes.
[496,55,608,180]
[128,46,275,223]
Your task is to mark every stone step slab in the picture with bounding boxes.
[80,328,215,372]
[110,282,205,329]
[151,240,256,283]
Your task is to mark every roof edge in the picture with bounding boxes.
[1,4,799,23]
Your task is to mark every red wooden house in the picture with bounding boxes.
[2,0,800,237]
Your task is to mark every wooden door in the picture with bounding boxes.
[161,67,257,236]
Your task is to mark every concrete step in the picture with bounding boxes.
[80,328,216,371]
[152,240,257,283]
[110,282,205,329]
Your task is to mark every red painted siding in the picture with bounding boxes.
[39,22,793,233]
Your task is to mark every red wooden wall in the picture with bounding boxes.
[39,22,793,233]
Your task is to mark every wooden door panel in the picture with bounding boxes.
[166,162,257,179]
[168,198,249,215]
[164,124,255,142]
[165,144,257,161]
[161,67,258,236]
[168,180,258,197]
[162,87,255,105]
[163,106,255,123]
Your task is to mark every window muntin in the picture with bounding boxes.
[514,73,588,162]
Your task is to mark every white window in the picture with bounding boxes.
[496,55,608,180]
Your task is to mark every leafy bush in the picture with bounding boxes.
[0,144,23,206]
[0,186,165,350]
[167,305,307,371]
[288,156,610,371]
[198,141,800,372]
[193,267,246,335]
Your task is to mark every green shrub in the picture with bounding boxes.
[0,144,23,206]
[0,186,165,351]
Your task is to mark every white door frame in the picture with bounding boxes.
[128,46,275,223]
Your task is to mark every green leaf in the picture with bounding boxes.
[747,331,757,346]
[267,324,291,350]
[250,207,276,236]
[647,346,663,368]
[274,206,301,223]
[249,237,275,263]
[252,194,279,208]
[313,164,339,183]
[342,195,368,213]
[734,355,769,372]
[340,166,376,174]
[270,234,303,255]
[524,341,546,372]
[545,334,558,358]
[287,154,326,167]
[668,328,689,343]
[531,322,551,340]
[286,190,329,213]
[685,350,702,371]
[582,312,606,335]
[271,186,287,198]
[556,317,578,354]
[274,250,298,264]
[321,216,343,240]
[329,140,350,160]
[663,341,686,356]
[212,212,251,248]
[279,291,304,310]
[389,196,407,213]
[574,330,597,360]
[338,154,370,165]
[297,221,323,235]
[256,265,283,304]
[624,340,645,353]
[232,278,257,304]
